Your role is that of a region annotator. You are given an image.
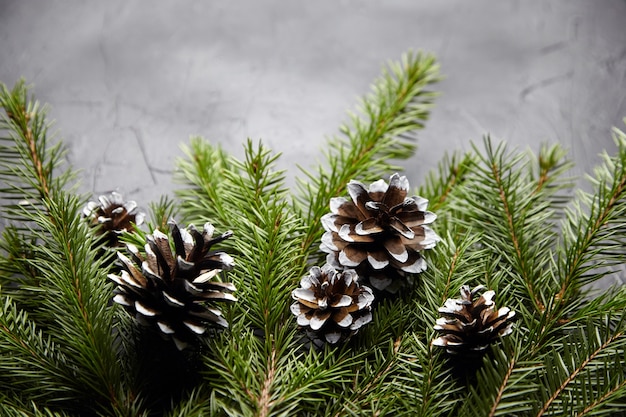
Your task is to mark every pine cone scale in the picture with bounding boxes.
[331,294,353,308]
[354,218,384,235]
[200,281,236,292]
[339,224,377,242]
[339,246,368,266]
[156,322,175,334]
[310,311,332,330]
[347,181,373,216]
[117,253,148,286]
[196,291,237,302]
[389,218,415,239]
[148,231,176,278]
[330,197,362,218]
[350,312,372,330]
[382,174,409,206]
[136,301,158,317]
[383,236,409,262]
[367,249,390,269]
[162,292,186,307]
[333,308,352,327]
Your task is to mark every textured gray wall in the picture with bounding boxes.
[1,0,625,206]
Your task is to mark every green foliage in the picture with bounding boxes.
[0,81,138,416]
[2,52,626,417]
[294,51,441,254]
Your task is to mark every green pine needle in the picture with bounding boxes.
[2,52,626,417]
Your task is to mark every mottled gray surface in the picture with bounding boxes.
[1,1,625,203]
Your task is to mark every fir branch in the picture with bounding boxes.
[0,294,79,404]
[323,337,403,416]
[418,229,486,310]
[16,192,135,414]
[180,140,330,416]
[148,194,179,231]
[452,138,573,316]
[205,330,360,417]
[222,141,306,333]
[0,81,73,222]
[296,51,440,253]
[418,151,475,214]
[555,127,626,314]
[0,398,72,417]
[394,335,459,417]
[0,81,135,415]
[175,137,235,230]
[487,356,516,417]
[574,379,626,417]
[461,344,543,417]
[536,318,626,417]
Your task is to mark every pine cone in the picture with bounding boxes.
[83,191,145,247]
[290,264,374,344]
[320,173,440,291]
[432,285,516,355]
[109,221,236,350]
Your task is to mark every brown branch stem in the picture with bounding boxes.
[491,162,544,313]
[536,332,623,417]
[488,358,516,417]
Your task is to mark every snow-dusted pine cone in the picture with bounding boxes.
[291,264,374,344]
[432,285,516,355]
[83,191,145,247]
[320,173,439,291]
[109,221,236,350]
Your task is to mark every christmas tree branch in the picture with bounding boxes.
[2,49,625,416]
[573,379,626,417]
[555,127,626,315]
[296,51,440,254]
[0,294,79,405]
[452,138,573,317]
[0,81,73,223]
[332,337,402,416]
[0,81,135,415]
[536,318,626,417]
[487,357,516,417]
[418,151,475,214]
[394,335,458,417]
[176,137,233,230]
[0,398,71,417]
[461,344,543,417]
[180,140,338,415]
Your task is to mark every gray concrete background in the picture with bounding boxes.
[1,1,626,207]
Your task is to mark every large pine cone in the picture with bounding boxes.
[83,191,145,247]
[109,221,236,350]
[290,264,374,344]
[320,173,439,291]
[432,285,516,355]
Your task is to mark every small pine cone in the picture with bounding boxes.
[432,285,516,355]
[109,221,236,350]
[320,173,440,291]
[83,192,145,247]
[290,264,374,344]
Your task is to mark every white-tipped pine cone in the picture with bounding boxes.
[432,285,516,355]
[320,173,440,291]
[109,221,236,350]
[83,191,145,247]
[290,264,374,344]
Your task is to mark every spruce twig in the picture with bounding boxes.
[0,82,136,415]
[296,51,441,254]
